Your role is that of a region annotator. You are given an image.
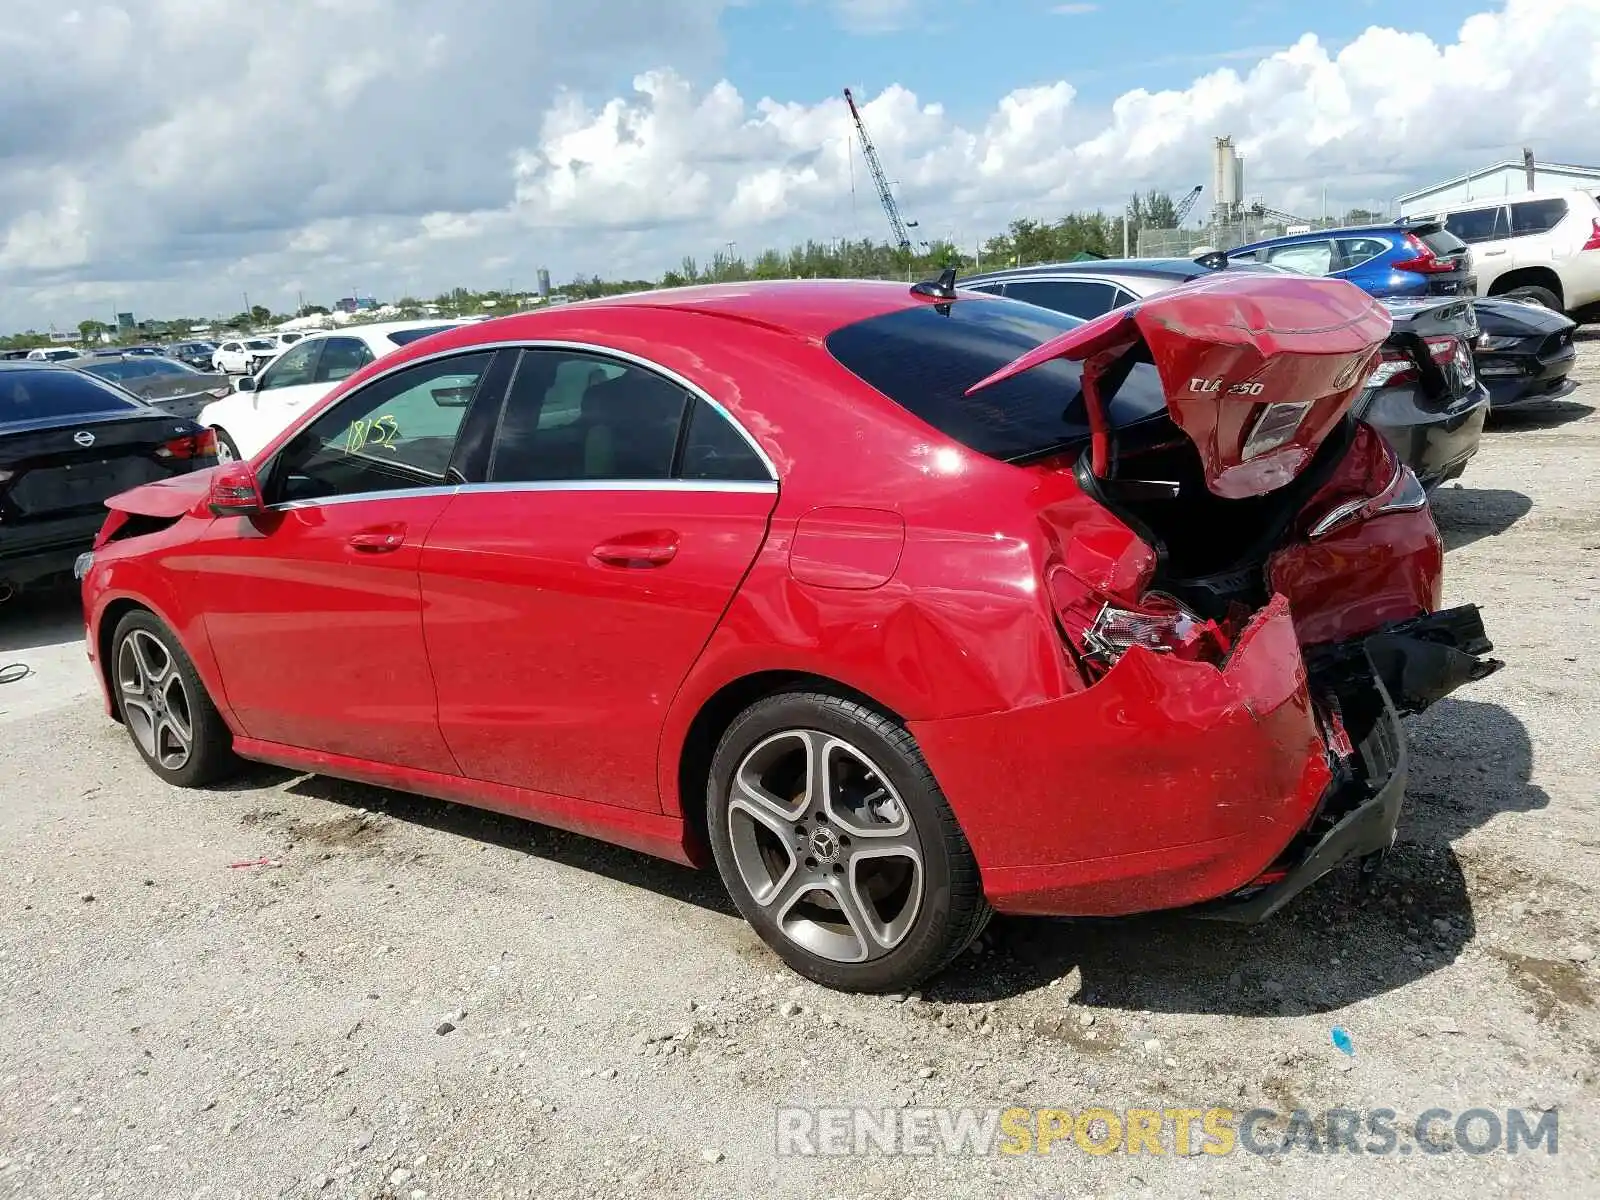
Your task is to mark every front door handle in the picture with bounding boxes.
[593,531,678,567]
[348,523,407,552]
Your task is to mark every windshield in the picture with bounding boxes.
[825,296,1166,462]
[244,339,276,351]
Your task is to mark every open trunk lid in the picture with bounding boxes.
[966,272,1393,499]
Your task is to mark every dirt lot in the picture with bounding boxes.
[1,337,1597,1199]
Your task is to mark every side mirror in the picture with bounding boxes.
[235,375,257,392]
[208,463,264,516]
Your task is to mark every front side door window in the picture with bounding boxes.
[268,351,495,504]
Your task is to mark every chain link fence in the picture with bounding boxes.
[1136,215,1355,258]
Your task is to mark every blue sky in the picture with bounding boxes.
[722,0,1494,118]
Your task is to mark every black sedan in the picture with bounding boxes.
[959,256,1489,488]
[164,341,219,370]
[1471,297,1579,409]
[64,354,235,422]
[0,363,218,596]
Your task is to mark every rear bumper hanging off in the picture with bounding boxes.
[1193,604,1501,923]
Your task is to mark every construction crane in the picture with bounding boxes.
[1171,185,1203,227]
[843,87,918,252]
[1247,201,1313,226]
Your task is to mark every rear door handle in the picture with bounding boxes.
[1481,249,1507,256]
[593,531,679,567]
[348,523,407,552]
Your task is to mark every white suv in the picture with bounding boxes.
[1416,189,1600,316]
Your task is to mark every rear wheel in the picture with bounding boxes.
[211,427,240,463]
[1501,285,1561,311]
[112,610,238,788]
[707,691,990,992]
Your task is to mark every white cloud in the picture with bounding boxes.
[1,0,1599,327]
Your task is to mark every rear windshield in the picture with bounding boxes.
[825,297,1164,461]
[0,370,139,422]
[386,325,457,347]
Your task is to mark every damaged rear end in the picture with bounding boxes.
[951,272,1503,917]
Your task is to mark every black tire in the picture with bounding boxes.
[707,691,991,992]
[110,609,238,788]
[1501,285,1562,312]
[211,427,241,463]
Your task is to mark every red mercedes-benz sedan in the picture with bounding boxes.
[78,270,1501,992]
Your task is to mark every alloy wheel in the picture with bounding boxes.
[727,729,924,964]
[116,629,194,771]
[212,431,235,463]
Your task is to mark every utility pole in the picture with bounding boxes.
[1523,146,1536,191]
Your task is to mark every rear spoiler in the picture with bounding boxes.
[965,272,1393,499]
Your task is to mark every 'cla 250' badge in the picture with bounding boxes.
[1188,378,1265,396]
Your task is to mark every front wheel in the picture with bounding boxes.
[112,610,238,788]
[707,692,990,992]
[211,427,241,463]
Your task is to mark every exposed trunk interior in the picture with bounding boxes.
[1071,410,1359,621]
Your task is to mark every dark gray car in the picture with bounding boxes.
[959,256,1489,488]
[63,354,234,423]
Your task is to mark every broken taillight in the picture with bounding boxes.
[1079,593,1232,671]
[1364,335,1458,389]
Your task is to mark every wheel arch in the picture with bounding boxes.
[1487,266,1564,306]
[671,669,905,867]
[96,597,151,723]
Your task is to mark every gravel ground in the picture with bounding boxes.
[1,335,1597,1199]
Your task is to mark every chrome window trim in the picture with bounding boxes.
[258,336,779,489]
[269,477,777,513]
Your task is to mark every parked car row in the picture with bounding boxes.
[66,272,1509,993]
[1228,187,1600,318]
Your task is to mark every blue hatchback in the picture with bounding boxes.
[1226,221,1476,300]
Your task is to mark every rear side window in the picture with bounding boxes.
[1444,206,1508,244]
[680,397,769,481]
[1337,237,1391,269]
[0,370,138,421]
[488,349,689,482]
[824,299,1101,462]
[1000,278,1120,319]
[1509,198,1568,236]
[1263,240,1335,276]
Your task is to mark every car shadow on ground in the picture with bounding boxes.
[0,585,83,655]
[264,696,1542,1017]
[1428,485,1533,552]
[279,771,738,915]
[1486,397,1594,431]
[930,697,1547,1013]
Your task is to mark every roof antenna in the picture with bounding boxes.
[910,266,959,301]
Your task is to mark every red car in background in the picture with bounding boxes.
[78,272,1501,993]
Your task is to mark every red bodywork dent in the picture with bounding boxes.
[967,272,1392,498]
[910,595,1333,916]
